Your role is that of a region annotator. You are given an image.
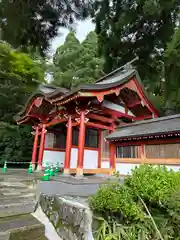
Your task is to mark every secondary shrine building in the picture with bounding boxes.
[16,63,180,176]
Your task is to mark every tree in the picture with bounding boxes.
[0,0,91,55]
[53,32,81,88]
[52,31,104,88]
[0,122,33,165]
[74,31,104,86]
[0,42,44,165]
[0,41,44,122]
[91,0,180,114]
[163,28,180,113]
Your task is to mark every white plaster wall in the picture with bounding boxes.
[116,163,140,175]
[101,161,110,169]
[70,148,78,168]
[163,165,180,172]
[83,150,98,169]
[102,162,180,175]
[42,150,65,167]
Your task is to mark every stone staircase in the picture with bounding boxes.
[0,173,47,240]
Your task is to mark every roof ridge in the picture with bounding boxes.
[95,58,138,83]
[119,114,180,129]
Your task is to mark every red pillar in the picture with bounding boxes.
[64,115,72,174]
[109,142,116,174]
[76,111,86,176]
[37,124,46,171]
[32,126,39,170]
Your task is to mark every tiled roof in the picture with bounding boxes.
[106,114,180,140]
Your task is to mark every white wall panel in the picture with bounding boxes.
[116,163,140,175]
[165,165,180,172]
[116,163,180,175]
[42,150,65,167]
[70,148,78,168]
[101,161,110,168]
[83,150,98,169]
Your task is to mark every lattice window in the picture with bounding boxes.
[44,132,54,148]
[116,145,139,158]
[85,128,98,148]
[145,143,180,158]
[101,130,110,159]
[72,127,99,148]
[44,131,66,149]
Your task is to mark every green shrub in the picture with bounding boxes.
[125,165,180,205]
[89,183,144,222]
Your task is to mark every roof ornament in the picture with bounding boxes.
[96,56,139,83]
[122,57,139,71]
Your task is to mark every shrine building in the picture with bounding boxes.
[16,62,175,176]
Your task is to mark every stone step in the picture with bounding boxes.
[0,214,47,240]
[0,199,37,218]
[0,182,28,189]
[0,191,35,198]
[0,195,35,205]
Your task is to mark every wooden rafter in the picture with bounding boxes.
[45,118,67,128]
[92,104,136,120]
[86,122,114,131]
[87,113,114,124]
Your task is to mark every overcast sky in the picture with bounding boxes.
[50,19,95,55]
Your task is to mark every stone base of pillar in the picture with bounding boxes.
[32,163,36,171]
[36,164,42,172]
[76,168,83,177]
[63,168,70,175]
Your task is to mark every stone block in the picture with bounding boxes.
[39,193,94,240]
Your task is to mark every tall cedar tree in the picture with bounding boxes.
[91,0,180,114]
[0,0,91,55]
[53,31,104,88]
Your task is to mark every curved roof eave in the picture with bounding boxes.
[46,69,159,117]
[47,69,137,102]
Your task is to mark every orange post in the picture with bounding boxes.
[64,115,72,174]
[76,111,86,176]
[37,124,46,171]
[32,126,39,170]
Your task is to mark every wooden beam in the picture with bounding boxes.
[28,114,48,122]
[132,78,159,117]
[127,99,141,108]
[72,122,79,127]
[98,106,136,120]
[45,118,67,127]
[87,113,114,124]
[86,122,114,131]
[134,115,153,121]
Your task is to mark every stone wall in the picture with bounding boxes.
[39,194,94,240]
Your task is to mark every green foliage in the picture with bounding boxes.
[0,0,90,55]
[94,217,156,240]
[0,41,44,84]
[91,0,180,114]
[89,183,143,222]
[0,41,44,123]
[52,31,104,88]
[125,165,180,204]
[0,42,44,164]
[90,165,180,239]
[0,122,33,165]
